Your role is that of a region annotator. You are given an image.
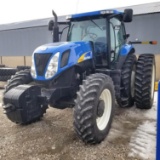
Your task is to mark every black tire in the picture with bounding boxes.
[134,54,155,109]
[3,69,47,124]
[0,75,11,81]
[74,73,115,144]
[17,66,31,71]
[0,68,17,76]
[117,54,137,108]
[5,69,32,93]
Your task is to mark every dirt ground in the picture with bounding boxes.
[0,88,157,160]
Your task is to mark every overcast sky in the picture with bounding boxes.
[0,0,159,24]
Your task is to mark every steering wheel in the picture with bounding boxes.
[95,42,107,54]
[82,33,98,41]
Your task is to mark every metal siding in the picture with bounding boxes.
[125,13,160,54]
[117,2,160,15]
[0,26,52,56]
[0,16,66,31]
[0,25,67,56]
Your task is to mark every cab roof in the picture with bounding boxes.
[66,9,123,20]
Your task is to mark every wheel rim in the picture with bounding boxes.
[96,89,112,131]
[151,64,155,99]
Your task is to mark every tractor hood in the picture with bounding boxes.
[31,41,93,80]
[34,41,91,55]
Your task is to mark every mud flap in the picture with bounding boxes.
[3,85,48,124]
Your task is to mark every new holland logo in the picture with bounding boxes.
[84,51,92,60]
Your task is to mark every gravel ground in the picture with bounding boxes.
[0,88,156,160]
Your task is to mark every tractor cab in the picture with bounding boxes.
[67,9,132,68]
[49,9,133,69]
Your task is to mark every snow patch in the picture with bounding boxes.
[124,92,157,121]
[128,93,157,159]
[107,119,124,141]
[128,121,156,160]
[143,92,157,120]
[0,103,2,108]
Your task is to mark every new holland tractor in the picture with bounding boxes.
[3,8,155,144]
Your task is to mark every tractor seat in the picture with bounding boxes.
[94,37,107,66]
[94,37,107,55]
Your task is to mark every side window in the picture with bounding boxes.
[110,22,116,51]
[117,24,126,45]
[110,18,126,60]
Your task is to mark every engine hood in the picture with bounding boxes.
[32,41,93,81]
[33,41,92,56]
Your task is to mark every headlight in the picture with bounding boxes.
[31,55,37,78]
[45,52,60,79]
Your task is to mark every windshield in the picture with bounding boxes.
[67,18,107,42]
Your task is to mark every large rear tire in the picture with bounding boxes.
[134,54,155,109]
[117,54,137,108]
[74,73,115,144]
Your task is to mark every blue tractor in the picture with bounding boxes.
[3,8,155,144]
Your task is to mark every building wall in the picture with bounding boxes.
[155,54,160,81]
[125,13,160,80]
[125,13,160,54]
[0,26,52,56]
[0,24,67,57]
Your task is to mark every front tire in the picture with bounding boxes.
[134,54,155,109]
[3,69,47,124]
[5,69,32,93]
[74,73,115,144]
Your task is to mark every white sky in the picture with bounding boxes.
[0,0,159,24]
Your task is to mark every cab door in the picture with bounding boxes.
[109,17,126,62]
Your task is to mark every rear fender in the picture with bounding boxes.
[116,44,135,69]
[119,44,134,56]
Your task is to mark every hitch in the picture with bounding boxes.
[3,85,48,124]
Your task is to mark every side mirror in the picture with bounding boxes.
[48,20,54,31]
[123,9,133,22]
[123,34,130,40]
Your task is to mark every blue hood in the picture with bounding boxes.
[34,41,91,55]
[32,41,93,81]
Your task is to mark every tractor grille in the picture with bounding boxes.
[34,53,52,76]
